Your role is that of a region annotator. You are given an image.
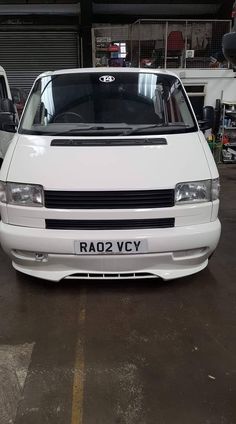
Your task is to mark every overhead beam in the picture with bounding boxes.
[0,4,80,15]
[93,0,222,3]
[93,3,221,15]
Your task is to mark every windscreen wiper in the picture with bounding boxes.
[121,123,190,136]
[54,125,134,136]
[21,126,134,136]
[55,126,106,135]
[121,124,164,135]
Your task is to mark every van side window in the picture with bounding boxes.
[0,76,7,99]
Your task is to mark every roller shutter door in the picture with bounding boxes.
[0,31,79,93]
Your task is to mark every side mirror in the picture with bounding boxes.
[0,98,17,133]
[0,112,16,133]
[0,98,16,114]
[198,106,215,131]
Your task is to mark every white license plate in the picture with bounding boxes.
[74,239,147,255]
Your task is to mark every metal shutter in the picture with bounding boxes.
[0,31,79,93]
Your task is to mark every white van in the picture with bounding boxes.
[0,65,17,167]
[0,68,221,282]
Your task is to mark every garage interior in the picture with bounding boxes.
[0,1,236,424]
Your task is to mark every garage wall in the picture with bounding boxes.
[174,69,236,106]
[0,31,79,93]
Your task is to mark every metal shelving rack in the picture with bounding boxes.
[221,101,236,163]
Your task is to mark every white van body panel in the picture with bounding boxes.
[0,67,221,281]
[0,65,11,98]
[7,133,212,189]
[0,219,220,281]
[0,66,15,161]
[0,131,14,160]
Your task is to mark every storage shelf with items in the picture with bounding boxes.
[94,36,128,67]
[220,102,236,163]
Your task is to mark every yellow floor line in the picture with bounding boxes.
[71,289,87,424]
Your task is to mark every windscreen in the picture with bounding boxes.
[19,72,197,136]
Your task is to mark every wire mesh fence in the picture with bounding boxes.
[92,19,231,70]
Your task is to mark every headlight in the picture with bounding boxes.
[0,182,44,207]
[175,179,219,204]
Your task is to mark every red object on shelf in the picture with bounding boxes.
[107,44,120,52]
[223,135,230,145]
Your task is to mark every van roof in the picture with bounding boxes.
[0,65,6,74]
[37,67,179,80]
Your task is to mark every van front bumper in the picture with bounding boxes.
[0,220,221,281]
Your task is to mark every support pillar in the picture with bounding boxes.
[79,0,93,67]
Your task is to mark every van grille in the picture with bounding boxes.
[44,189,175,209]
[45,218,175,230]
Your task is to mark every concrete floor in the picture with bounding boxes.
[0,164,236,424]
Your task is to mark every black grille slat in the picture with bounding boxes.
[45,193,173,199]
[44,190,174,209]
[45,218,175,230]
